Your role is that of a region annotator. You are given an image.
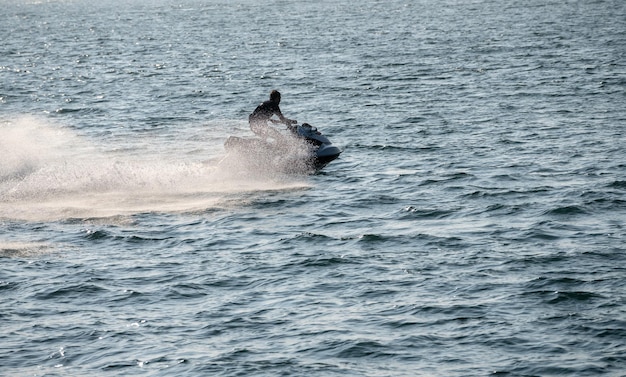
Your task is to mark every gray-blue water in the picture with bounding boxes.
[2,0,625,375]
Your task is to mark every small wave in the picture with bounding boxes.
[84,229,111,241]
[0,280,16,292]
[519,288,604,306]
[548,290,603,304]
[355,233,389,243]
[83,228,178,247]
[499,138,526,145]
[54,107,85,114]
[461,186,552,199]
[482,203,525,215]
[324,339,396,359]
[300,256,358,268]
[351,143,417,153]
[524,276,589,291]
[608,180,626,189]
[523,229,561,241]
[32,283,109,301]
[444,172,474,180]
[286,232,341,248]
[543,205,588,216]
[400,206,456,219]
[418,173,475,186]
[165,283,209,299]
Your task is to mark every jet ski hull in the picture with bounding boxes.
[314,144,342,169]
[224,124,341,173]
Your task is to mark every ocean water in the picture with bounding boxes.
[1,0,625,375]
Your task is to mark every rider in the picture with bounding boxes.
[249,90,297,140]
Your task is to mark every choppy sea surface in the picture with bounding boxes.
[2,0,625,375]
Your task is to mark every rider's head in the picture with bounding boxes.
[270,90,281,103]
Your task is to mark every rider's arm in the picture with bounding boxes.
[275,106,296,125]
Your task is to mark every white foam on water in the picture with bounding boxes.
[0,241,55,258]
[0,116,310,221]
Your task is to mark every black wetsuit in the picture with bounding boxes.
[248,99,288,138]
[249,99,282,123]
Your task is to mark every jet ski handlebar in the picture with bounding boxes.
[269,118,298,126]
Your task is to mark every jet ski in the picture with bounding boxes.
[224,123,342,173]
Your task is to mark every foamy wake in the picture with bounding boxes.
[0,241,53,258]
[0,116,310,221]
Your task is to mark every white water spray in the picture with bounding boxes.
[0,116,310,221]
